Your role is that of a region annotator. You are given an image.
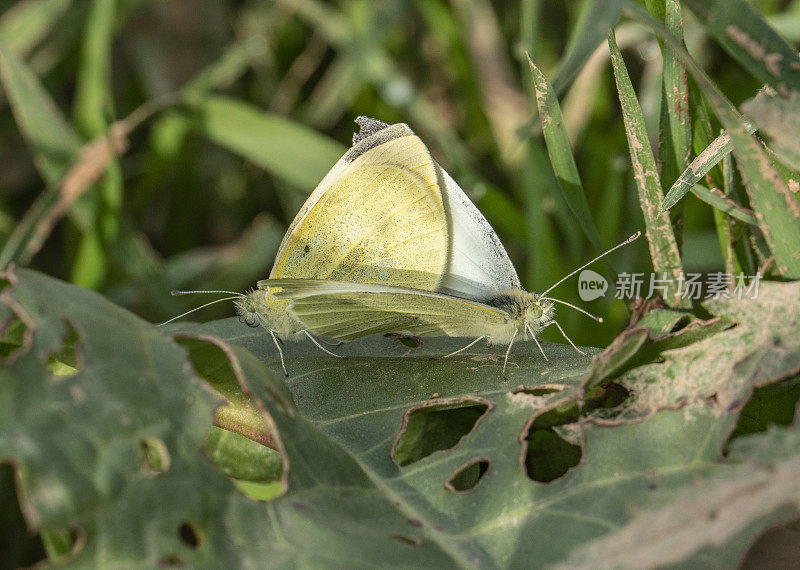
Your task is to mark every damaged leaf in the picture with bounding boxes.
[3,268,800,567]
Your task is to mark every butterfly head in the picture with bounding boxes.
[234,290,263,327]
[523,293,555,334]
[235,286,298,337]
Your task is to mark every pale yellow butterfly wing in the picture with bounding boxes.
[260,279,511,342]
[269,123,447,291]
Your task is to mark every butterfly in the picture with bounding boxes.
[251,121,640,376]
[165,117,522,374]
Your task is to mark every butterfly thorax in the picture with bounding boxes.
[235,289,298,339]
[485,289,554,336]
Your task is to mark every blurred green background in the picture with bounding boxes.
[1,0,798,347]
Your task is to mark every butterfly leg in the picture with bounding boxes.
[551,321,587,356]
[526,323,550,363]
[501,328,519,378]
[442,336,487,359]
[301,330,347,359]
[269,329,289,377]
[317,337,344,347]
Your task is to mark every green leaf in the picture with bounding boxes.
[527,55,605,255]
[607,30,686,307]
[194,95,346,191]
[682,0,800,95]
[4,267,800,566]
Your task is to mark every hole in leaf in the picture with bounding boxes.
[40,527,85,563]
[393,399,490,467]
[668,315,693,334]
[446,458,490,493]
[139,437,171,475]
[583,381,630,412]
[524,428,582,483]
[206,427,283,484]
[178,522,201,548]
[46,320,82,378]
[0,464,46,567]
[741,516,800,567]
[511,385,565,397]
[390,534,422,547]
[0,316,28,360]
[725,375,800,450]
[522,404,583,483]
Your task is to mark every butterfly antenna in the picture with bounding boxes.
[540,231,641,297]
[541,298,603,322]
[156,295,242,327]
[171,289,243,296]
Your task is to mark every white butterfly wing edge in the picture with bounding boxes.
[437,165,522,300]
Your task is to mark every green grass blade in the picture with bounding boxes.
[551,0,624,94]
[0,33,81,182]
[626,2,800,279]
[713,153,743,277]
[71,0,120,288]
[195,95,345,191]
[689,184,756,225]
[648,0,692,198]
[661,122,756,212]
[0,32,83,269]
[607,30,685,307]
[527,54,604,255]
[682,0,800,95]
[73,0,115,136]
[0,0,73,57]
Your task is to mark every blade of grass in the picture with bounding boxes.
[527,54,605,255]
[551,0,624,94]
[661,121,756,212]
[682,0,800,96]
[626,1,800,279]
[0,33,81,181]
[713,153,743,277]
[690,184,756,225]
[0,0,73,57]
[607,30,685,307]
[195,95,345,191]
[71,0,120,288]
[647,0,692,202]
